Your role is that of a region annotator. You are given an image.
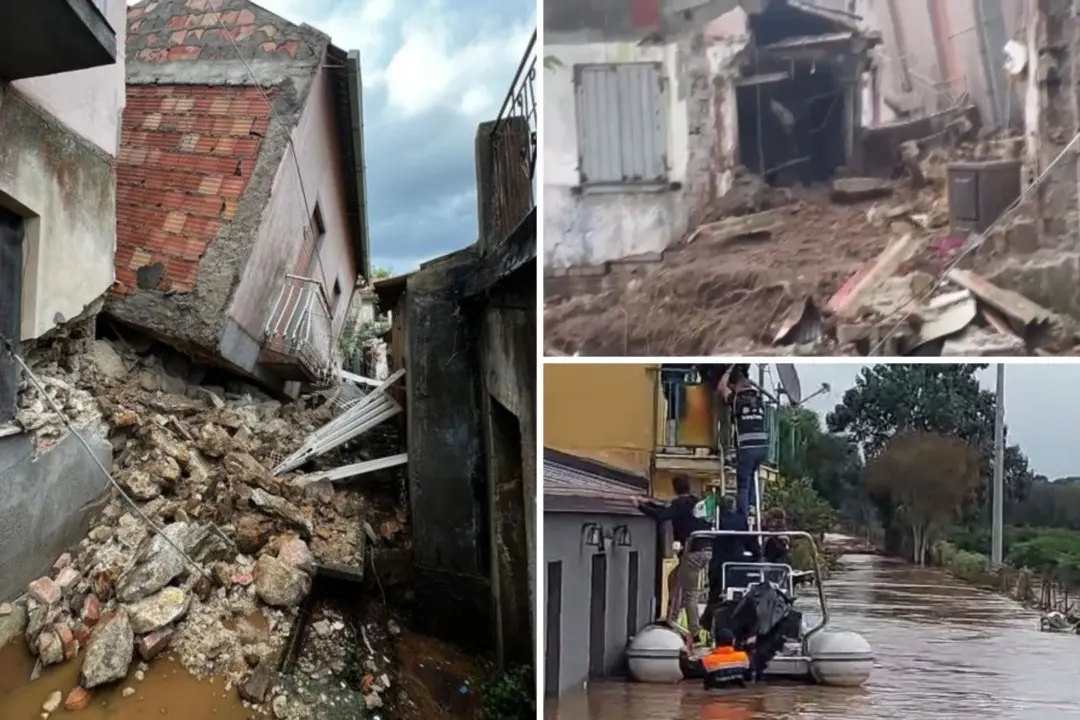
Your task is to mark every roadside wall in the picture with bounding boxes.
[0,424,112,599]
[403,249,492,653]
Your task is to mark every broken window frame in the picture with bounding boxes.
[574,62,669,192]
[0,207,24,425]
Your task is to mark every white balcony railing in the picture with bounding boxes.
[263,274,341,384]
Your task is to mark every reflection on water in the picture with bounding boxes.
[549,554,1080,720]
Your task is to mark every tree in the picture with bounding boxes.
[826,364,1035,550]
[864,432,983,565]
[371,266,393,280]
[776,406,865,523]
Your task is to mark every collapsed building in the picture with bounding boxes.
[544,0,885,267]
[543,0,1080,357]
[0,2,537,716]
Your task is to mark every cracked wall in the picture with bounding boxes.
[993,0,1080,321]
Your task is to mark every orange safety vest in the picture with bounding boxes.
[702,646,750,674]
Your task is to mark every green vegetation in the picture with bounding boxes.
[480,665,535,720]
[774,363,1080,612]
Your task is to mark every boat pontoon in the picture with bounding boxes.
[626,529,874,688]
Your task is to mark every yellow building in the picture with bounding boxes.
[544,363,780,621]
[543,363,724,499]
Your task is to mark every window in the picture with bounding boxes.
[575,62,667,190]
[0,208,24,425]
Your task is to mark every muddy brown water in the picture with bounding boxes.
[550,553,1080,720]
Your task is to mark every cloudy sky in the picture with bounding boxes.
[774,363,1080,480]
[254,0,534,273]
[130,0,535,274]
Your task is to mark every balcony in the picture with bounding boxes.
[261,275,341,385]
[0,0,117,81]
[488,29,536,245]
[652,365,780,478]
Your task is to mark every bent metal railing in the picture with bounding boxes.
[489,28,537,244]
[263,274,341,384]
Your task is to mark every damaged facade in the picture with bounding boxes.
[373,31,538,669]
[0,0,123,597]
[111,0,370,393]
[544,0,881,267]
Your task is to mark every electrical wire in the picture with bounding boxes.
[0,331,212,582]
[865,127,1080,356]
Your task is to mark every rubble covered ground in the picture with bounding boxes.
[0,316,490,719]
[544,130,1080,357]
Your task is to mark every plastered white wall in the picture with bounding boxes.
[544,10,749,268]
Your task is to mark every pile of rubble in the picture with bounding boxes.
[544,132,1080,357]
[4,326,408,715]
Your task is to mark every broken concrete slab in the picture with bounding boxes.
[686,209,783,246]
[250,489,314,539]
[830,177,894,203]
[942,326,1027,356]
[827,234,926,319]
[114,522,190,603]
[946,269,1054,328]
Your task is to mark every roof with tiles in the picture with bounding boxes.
[115,84,274,294]
[544,448,648,516]
[125,0,324,65]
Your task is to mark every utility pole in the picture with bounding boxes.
[991,363,1005,567]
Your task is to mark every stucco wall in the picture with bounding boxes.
[543,12,752,267]
[13,0,126,156]
[0,0,123,342]
[0,423,112,599]
[544,512,657,697]
[231,62,358,343]
[0,88,117,341]
[543,363,657,476]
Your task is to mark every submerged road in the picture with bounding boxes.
[549,553,1080,720]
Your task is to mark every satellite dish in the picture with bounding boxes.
[775,364,802,404]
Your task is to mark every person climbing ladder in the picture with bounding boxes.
[717,365,768,524]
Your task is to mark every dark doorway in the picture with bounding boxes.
[0,207,24,424]
[588,552,608,678]
[488,397,530,666]
[737,4,853,186]
[545,561,563,697]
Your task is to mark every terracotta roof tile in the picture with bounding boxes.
[115,84,274,295]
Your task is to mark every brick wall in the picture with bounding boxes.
[115,85,274,294]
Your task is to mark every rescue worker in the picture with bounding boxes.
[718,365,768,522]
[701,496,759,635]
[702,628,751,689]
[762,508,792,566]
[636,475,711,640]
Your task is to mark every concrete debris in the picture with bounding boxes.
[253,554,311,608]
[9,331,412,702]
[546,127,1080,356]
[80,611,134,688]
[125,586,191,634]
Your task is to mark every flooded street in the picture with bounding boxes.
[551,554,1080,720]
